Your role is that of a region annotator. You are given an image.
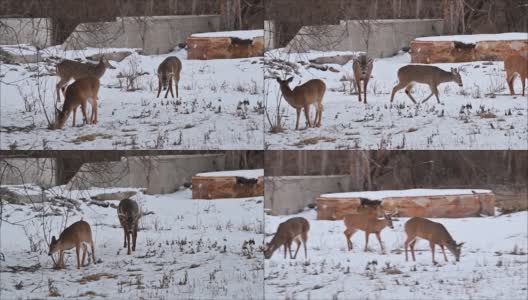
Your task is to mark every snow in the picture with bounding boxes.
[415,33,528,43]
[265,209,528,300]
[265,48,528,150]
[195,169,264,179]
[0,42,264,150]
[191,30,264,39]
[321,189,493,199]
[0,185,263,299]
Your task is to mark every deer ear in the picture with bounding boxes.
[457,242,465,247]
[275,77,281,83]
[51,236,56,242]
[287,77,294,83]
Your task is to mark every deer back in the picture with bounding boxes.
[49,220,93,253]
[505,55,528,76]
[405,217,456,245]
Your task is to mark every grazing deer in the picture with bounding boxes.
[352,54,374,103]
[343,210,397,253]
[264,217,310,260]
[157,56,182,98]
[404,217,464,264]
[276,77,326,130]
[504,55,527,96]
[48,220,96,269]
[56,57,112,102]
[54,77,100,129]
[118,198,141,255]
[390,65,463,104]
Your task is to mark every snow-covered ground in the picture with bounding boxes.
[264,49,528,150]
[0,44,264,150]
[265,209,528,300]
[196,169,264,178]
[0,186,264,299]
[415,32,528,43]
[191,30,264,39]
[321,189,492,199]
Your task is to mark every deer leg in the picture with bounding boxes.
[157,79,162,98]
[295,108,301,130]
[164,79,172,98]
[59,250,65,268]
[81,243,87,267]
[90,239,96,265]
[430,85,441,104]
[292,239,301,259]
[80,103,89,125]
[302,232,308,259]
[91,97,98,124]
[522,75,526,97]
[123,227,127,248]
[127,231,131,255]
[421,85,436,103]
[375,232,384,253]
[175,78,179,98]
[56,78,69,102]
[356,79,362,102]
[404,236,411,261]
[303,104,312,128]
[410,240,417,261]
[288,240,294,259]
[363,79,368,103]
[76,244,81,269]
[72,107,77,127]
[430,241,437,265]
[344,229,353,251]
[390,82,406,103]
[283,244,287,259]
[132,223,138,252]
[364,232,370,252]
[441,245,448,262]
[404,84,418,104]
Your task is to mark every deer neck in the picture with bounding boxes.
[95,61,106,77]
[438,69,455,84]
[279,84,298,107]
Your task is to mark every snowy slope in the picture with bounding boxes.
[265,209,528,300]
[264,49,528,150]
[0,186,264,299]
[0,44,264,150]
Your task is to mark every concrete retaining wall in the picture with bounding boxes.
[265,175,362,215]
[0,18,52,48]
[63,15,221,55]
[285,19,443,58]
[0,158,57,188]
[67,154,225,194]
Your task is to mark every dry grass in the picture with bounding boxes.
[291,136,336,147]
[78,272,118,284]
[479,112,497,119]
[71,133,113,144]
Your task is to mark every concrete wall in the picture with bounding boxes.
[265,175,363,215]
[67,154,225,194]
[0,158,57,188]
[285,19,444,58]
[0,18,52,48]
[64,15,221,55]
[264,20,275,50]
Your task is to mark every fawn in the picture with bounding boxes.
[352,54,374,103]
[276,77,326,130]
[56,57,112,102]
[404,217,464,264]
[390,65,463,104]
[264,217,310,260]
[54,77,100,129]
[504,54,527,96]
[118,198,141,255]
[343,210,397,253]
[48,220,96,269]
[157,56,182,98]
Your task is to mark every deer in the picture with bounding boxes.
[56,56,113,102]
[117,198,141,255]
[264,217,310,260]
[343,210,397,253]
[404,217,464,265]
[276,77,326,130]
[54,77,100,129]
[390,65,463,104]
[352,54,374,104]
[157,56,182,98]
[504,54,527,96]
[48,219,96,270]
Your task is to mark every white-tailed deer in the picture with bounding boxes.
[343,210,397,253]
[54,77,100,129]
[390,65,463,104]
[404,217,464,264]
[264,217,309,260]
[48,220,96,269]
[118,198,141,255]
[56,57,112,102]
[504,55,527,96]
[352,54,374,103]
[157,56,182,98]
[276,77,326,130]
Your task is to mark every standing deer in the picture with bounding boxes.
[48,219,96,269]
[352,54,374,103]
[276,77,326,130]
[343,210,397,253]
[118,198,141,255]
[56,57,112,102]
[54,77,100,129]
[264,217,310,260]
[157,56,182,98]
[504,54,527,96]
[404,217,464,264]
[390,65,463,104]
